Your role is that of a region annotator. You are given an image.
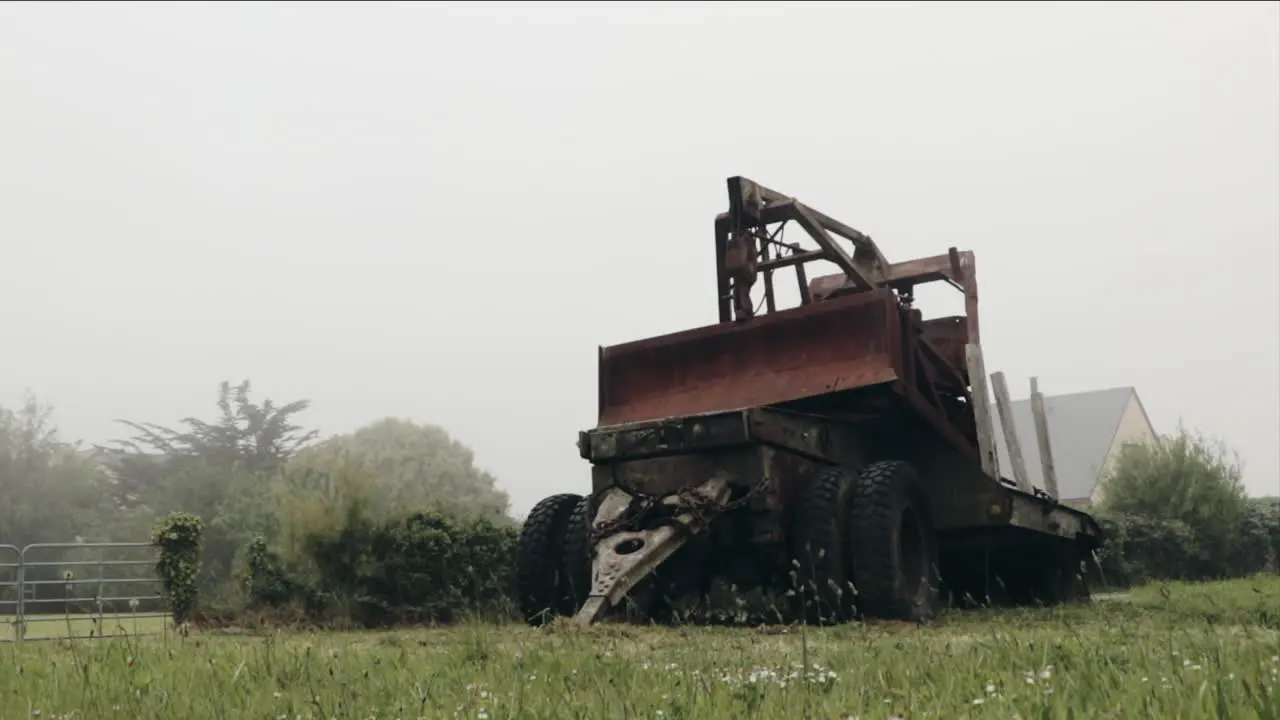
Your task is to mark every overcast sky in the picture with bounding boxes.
[2,1,1277,515]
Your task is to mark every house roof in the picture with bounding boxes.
[989,386,1136,501]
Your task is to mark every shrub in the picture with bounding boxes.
[151,512,203,624]
[244,508,519,627]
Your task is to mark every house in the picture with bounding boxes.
[989,386,1158,506]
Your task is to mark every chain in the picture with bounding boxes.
[588,495,656,547]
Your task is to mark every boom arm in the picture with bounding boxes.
[711,176,982,345]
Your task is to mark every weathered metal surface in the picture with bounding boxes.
[919,317,969,380]
[597,289,901,427]
[1007,492,1095,540]
[590,452,754,498]
[580,410,751,463]
[575,476,731,625]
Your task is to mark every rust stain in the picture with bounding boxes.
[598,290,901,427]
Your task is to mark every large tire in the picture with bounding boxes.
[788,465,859,625]
[561,496,594,615]
[847,460,941,622]
[516,493,582,626]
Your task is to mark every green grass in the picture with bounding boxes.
[3,577,1280,719]
[3,612,170,641]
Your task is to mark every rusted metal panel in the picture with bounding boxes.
[591,452,750,499]
[597,289,901,428]
[919,316,969,380]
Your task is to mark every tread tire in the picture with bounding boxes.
[847,460,942,622]
[561,496,594,615]
[788,465,859,625]
[516,492,582,626]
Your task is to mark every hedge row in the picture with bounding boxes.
[241,510,519,626]
[147,501,1280,626]
[1095,503,1280,587]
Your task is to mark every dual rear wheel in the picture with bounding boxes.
[788,460,942,625]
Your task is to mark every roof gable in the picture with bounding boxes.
[989,386,1135,501]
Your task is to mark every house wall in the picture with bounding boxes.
[1089,393,1159,504]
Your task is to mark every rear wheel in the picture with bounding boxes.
[561,496,595,614]
[847,460,941,622]
[788,465,858,625]
[516,493,582,626]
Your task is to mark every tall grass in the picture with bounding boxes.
[2,575,1278,719]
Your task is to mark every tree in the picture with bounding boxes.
[1098,424,1249,577]
[98,380,317,510]
[286,417,511,524]
[0,394,110,545]
[96,380,320,600]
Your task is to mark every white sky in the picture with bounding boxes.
[2,1,1277,517]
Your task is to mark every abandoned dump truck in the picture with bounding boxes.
[516,176,1102,626]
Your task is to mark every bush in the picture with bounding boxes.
[1096,498,1279,588]
[1099,426,1247,568]
[1096,514,1204,586]
[242,508,518,627]
[152,512,203,624]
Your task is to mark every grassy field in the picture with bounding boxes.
[1,577,1278,719]
[3,612,170,641]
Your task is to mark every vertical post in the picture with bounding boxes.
[964,344,1000,479]
[1029,377,1060,499]
[96,549,106,638]
[990,371,1032,493]
[15,554,24,643]
[714,219,731,323]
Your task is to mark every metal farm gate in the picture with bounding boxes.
[0,542,168,642]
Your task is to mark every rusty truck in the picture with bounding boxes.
[515,176,1102,626]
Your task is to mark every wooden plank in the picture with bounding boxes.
[964,344,1000,479]
[990,370,1032,493]
[1029,377,1060,499]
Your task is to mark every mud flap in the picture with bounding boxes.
[573,476,731,625]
